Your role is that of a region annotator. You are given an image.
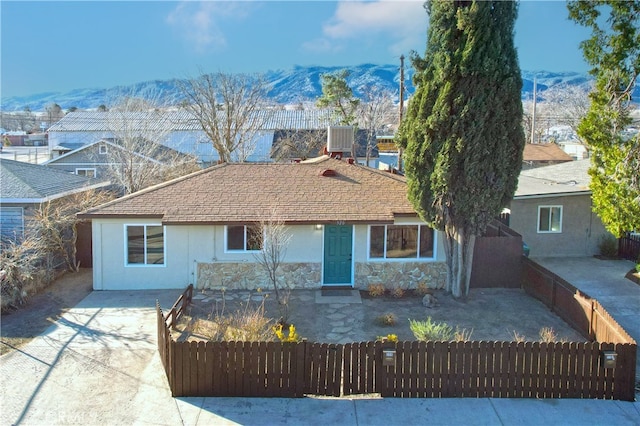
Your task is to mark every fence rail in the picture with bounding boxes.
[157,262,637,401]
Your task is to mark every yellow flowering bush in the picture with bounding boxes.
[376,333,398,343]
[273,323,301,342]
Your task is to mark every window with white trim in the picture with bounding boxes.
[75,168,97,178]
[537,206,562,233]
[125,225,165,265]
[369,224,435,260]
[99,144,108,154]
[225,225,263,252]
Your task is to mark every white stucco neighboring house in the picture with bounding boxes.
[47,110,368,166]
[509,159,613,257]
[78,157,446,291]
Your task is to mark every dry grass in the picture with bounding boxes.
[178,291,276,342]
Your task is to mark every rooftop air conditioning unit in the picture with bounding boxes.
[327,126,354,153]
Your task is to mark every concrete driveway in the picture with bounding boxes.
[0,289,184,425]
[1,261,639,425]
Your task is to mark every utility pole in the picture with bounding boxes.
[530,77,537,144]
[398,54,405,172]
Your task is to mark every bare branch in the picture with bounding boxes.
[178,71,274,163]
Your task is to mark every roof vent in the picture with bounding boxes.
[320,169,337,177]
[327,126,354,153]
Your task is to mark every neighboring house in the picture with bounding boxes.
[509,159,612,257]
[43,138,199,179]
[48,110,356,165]
[78,156,447,290]
[557,140,589,161]
[522,143,574,169]
[0,159,111,244]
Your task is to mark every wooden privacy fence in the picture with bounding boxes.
[157,271,636,401]
[619,232,640,262]
[521,257,636,345]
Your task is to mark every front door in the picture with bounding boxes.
[323,225,353,286]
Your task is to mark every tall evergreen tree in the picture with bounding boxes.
[397,1,525,298]
[568,1,640,237]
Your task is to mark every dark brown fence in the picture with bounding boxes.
[521,257,635,345]
[157,330,635,400]
[619,232,640,262]
[470,221,522,288]
[157,263,636,401]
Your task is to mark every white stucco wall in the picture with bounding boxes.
[92,220,445,290]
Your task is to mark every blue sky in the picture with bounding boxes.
[1,1,592,99]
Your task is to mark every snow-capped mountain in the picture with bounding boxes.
[0,64,611,112]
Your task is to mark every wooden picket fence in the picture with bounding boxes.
[157,264,637,400]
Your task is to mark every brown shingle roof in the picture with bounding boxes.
[523,143,574,162]
[79,157,415,224]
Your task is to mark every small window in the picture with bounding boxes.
[369,224,435,260]
[99,144,108,155]
[538,206,562,233]
[125,225,165,265]
[76,168,97,178]
[226,225,263,252]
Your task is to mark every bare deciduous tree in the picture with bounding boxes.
[1,188,116,311]
[101,90,201,194]
[540,84,591,136]
[270,129,327,162]
[178,71,273,163]
[252,210,292,323]
[356,84,397,165]
[0,108,36,132]
[31,189,116,272]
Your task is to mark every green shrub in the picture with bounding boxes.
[409,317,453,341]
[598,234,618,257]
[376,312,397,326]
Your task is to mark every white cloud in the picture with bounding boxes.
[311,0,427,56]
[166,2,250,53]
[301,37,345,54]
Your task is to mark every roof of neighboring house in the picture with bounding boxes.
[48,110,342,133]
[1,159,111,203]
[515,158,591,199]
[523,143,574,163]
[44,138,198,166]
[79,156,415,224]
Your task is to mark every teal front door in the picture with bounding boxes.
[323,225,353,285]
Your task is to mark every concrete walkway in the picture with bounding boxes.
[1,258,639,425]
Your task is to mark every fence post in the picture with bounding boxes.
[589,300,596,341]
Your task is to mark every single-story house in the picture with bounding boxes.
[509,159,613,257]
[522,143,574,170]
[47,110,374,166]
[43,138,199,179]
[0,159,111,244]
[78,156,447,290]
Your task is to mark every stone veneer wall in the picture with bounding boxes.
[355,261,447,290]
[197,262,321,290]
[197,261,447,290]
